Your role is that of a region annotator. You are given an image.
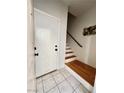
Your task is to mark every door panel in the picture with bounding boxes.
[34,9,60,77]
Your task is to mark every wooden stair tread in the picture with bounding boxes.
[65,60,96,86]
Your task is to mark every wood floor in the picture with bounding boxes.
[65,60,96,86]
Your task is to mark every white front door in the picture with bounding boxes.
[34,9,60,77]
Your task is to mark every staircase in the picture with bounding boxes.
[65,44,96,87]
[65,45,77,63]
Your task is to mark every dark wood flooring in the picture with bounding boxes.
[65,60,96,86]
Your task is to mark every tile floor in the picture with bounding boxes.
[36,68,90,93]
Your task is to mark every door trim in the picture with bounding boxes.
[34,8,61,70]
[34,8,60,22]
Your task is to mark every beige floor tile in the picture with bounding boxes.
[67,76,80,89]
[58,80,74,93]
[43,77,56,92]
[47,87,60,93]
[53,73,65,84]
[42,74,52,81]
[75,84,90,93]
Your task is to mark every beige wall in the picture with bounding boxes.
[88,35,96,68]
[27,0,36,93]
[67,6,96,68]
[34,0,68,68]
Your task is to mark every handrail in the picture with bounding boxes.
[67,32,83,48]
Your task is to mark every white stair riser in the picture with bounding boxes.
[65,57,76,63]
[66,46,71,49]
[66,53,75,57]
[66,44,69,46]
[66,49,73,52]
[65,46,77,63]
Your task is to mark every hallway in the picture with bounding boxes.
[34,0,96,93]
[37,68,90,93]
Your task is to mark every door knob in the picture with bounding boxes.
[55,49,58,51]
[34,53,39,56]
[34,47,37,50]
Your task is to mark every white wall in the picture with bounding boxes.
[67,6,96,68]
[34,0,68,68]
[88,35,96,68]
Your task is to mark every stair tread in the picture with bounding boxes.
[65,60,96,86]
[65,55,76,59]
[65,45,76,63]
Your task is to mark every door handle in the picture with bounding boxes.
[34,53,39,56]
[34,47,37,50]
[55,49,58,51]
[55,45,57,47]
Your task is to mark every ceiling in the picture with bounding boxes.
[61,0,96,16]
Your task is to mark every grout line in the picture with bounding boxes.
[45,80,65,93]
[41,78,45,93]
[43,77,56,93]
[72,83,81,93]
[51,72,61,93]
[45,83,58,93]
[73,83,90,93]
[44,71,66,93]
[65,77,76,92]
[37,71,64,93]
[37,68,86,93]
[59,69,75,92]
[45,69,72,93]
[42,71,60,82]
[36,79,38,93]
[60,68,86,93]
[36,78,43,93]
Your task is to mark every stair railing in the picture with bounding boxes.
[67,32,83,48]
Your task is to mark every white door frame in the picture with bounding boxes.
[27,0,36,93]
[34,8,61,70]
